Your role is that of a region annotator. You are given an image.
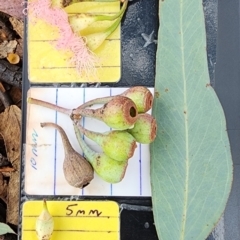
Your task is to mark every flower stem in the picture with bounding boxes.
[96,0,128,21]
[73,96,113,114]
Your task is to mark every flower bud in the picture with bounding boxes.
[121,86,153,113]
[78,96,138,130]
[128,113,157,144]
[36,200,54,240]
[69,13,97,32]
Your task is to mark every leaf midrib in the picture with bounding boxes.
[180,2,189,239]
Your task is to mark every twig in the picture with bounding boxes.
[0,167,15,172]
[119,203,152,213]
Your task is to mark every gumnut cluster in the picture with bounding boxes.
[28,86,157,186]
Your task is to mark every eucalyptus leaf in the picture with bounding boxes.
[150,0,233,240]
[0,222,16,235]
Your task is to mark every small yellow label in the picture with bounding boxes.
[28,1,121,83]
[22,201,120,240]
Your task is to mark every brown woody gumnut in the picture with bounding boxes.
[41,122,94,188]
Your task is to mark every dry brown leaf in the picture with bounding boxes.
[6,173,19,225]
[0,1,24,20]
[15,39,23,59]
[0,40,17,59]
[0,11,16,42]
[0,105,21,225]
[9,87,22,109]
[9,17,23,39]
[0,172,7,203]
[0,167,14,173]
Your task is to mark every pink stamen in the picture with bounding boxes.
[27,0,97,79]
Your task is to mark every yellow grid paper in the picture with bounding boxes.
[28,1,121,83]
[22,201,120,240]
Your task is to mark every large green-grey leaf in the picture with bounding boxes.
[150,1,233,240]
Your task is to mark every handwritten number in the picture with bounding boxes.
[66,204,78,216]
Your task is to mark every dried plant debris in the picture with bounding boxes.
[8,87,22,109]
[0,173,7,203]
[0,41,17,59]
[0,13,23,61]
[0,154,10,168]
[9,17,23,39]
[0,105,21,225]
[0,12,16,42]
[0,60,22,88]
[15,39,23,59]
[0,0,24,20]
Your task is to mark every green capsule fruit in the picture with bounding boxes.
[77,124,137,161]
[74,86,153,114]
[78,96,138,130]
[74,123,128,183]
[36,200,54,240]
[128,113,157,144]
[120,86,154,113]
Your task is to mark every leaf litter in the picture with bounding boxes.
[0,105,21,226]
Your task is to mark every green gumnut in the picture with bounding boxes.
[128,113,157,144]
[121,86,154,113]
[77,124,137,161]
[78,96,138,130]
[74,123,128,183]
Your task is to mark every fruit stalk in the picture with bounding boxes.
[27,97,81,119]
[28,97,74,116]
